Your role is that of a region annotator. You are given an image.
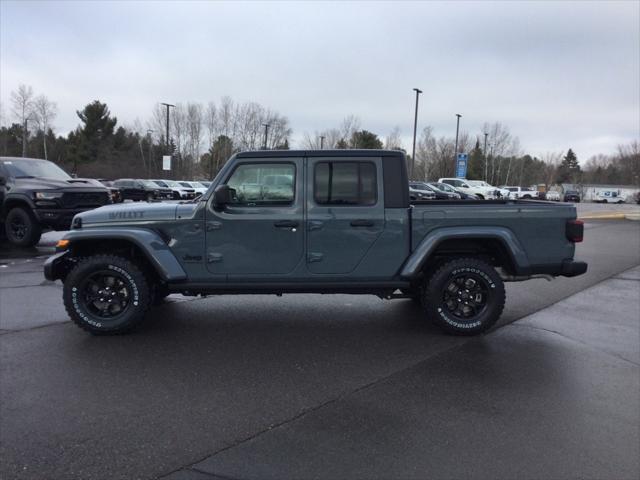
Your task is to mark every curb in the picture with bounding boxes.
[579,213,640,221]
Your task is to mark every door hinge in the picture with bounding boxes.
[207,253,223,263]
[308,221,324,231]
[307,252,323,263]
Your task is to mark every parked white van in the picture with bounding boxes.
[594,190,626,203]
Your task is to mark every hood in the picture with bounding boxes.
[13,176,109,191]
[75,201,179,226]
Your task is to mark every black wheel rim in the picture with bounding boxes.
[80,270,132,319]
[442,273,490,320]
[9,216,27,240]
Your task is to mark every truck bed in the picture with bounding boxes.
[409,199,577,274]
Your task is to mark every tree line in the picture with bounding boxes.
[1,84,638,187]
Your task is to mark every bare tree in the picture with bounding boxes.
[10,84,35,157]
[385,126,403,150]
[482,122,520,185]
[541,151,563,188]
[414,127,456,180]
[172,104,189,175]
[340,115,361,146]
[32,95,58,159]
[148,103,169,145]
[185,103,203,177]
[301,128,341,149]
[205,102,218,153]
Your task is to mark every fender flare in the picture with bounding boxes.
[399,226,530,279]
[2,193,36,218]
[58,227,187,281]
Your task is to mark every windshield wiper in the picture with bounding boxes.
[15,175,36,178]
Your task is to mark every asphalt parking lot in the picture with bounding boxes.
[1,211,639,480]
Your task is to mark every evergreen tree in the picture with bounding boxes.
[76,101,117,142]
[336,138,348,149]
[467,139,484,179]
[349,130,383,149]
[557,148,581,184]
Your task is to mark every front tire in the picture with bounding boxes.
[423,258,505,335]
[63,255,152,335]
[5,206,42,247]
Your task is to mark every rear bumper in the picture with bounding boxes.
[560,259,588,277]
[527,259,588,278]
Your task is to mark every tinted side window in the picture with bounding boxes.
[314,162,376,206]
[225,163,295,205]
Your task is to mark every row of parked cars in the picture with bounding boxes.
[408,178,589,204]
[100,179,212,203]
[409,178,507,201]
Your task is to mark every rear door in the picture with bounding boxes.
[306,156,384,275]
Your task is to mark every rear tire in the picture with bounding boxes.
[63,254,152,335]
[5,206,42,247]
[423,257,505,335]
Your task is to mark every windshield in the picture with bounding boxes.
[427,183,446,193]
[163,180,181,188]
[2,159,70,180]
[468,180,490,187]
[179,182,192,188]
[141,180,159,188]
[435,183,454,192]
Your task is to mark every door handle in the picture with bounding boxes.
[274,220,299,228]
[350,219,374,227]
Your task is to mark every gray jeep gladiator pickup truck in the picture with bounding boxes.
[44,149,587,335]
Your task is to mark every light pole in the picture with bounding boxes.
[483,132,488,182]
[411,88,422,179]
[454,114,462,173]
[319,135,325,150]
[147,129,154,177]
[160,103,175,152]
[262,123,270,150]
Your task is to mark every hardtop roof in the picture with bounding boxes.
[235,149,405,159]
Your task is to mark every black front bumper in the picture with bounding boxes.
[44,250,71,281]
[33,208,94,230]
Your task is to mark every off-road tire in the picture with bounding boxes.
[146,193,155,202]
[5,206,42,247]
[423,257,505,335]
[63,254,152,335]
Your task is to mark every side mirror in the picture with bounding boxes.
[213,185,235,209]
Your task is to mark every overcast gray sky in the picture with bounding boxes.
[1,0,638,160]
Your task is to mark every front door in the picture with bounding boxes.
[306,156,384,275]
[205,158,304,277]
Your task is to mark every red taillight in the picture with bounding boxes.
[566,219,584,243]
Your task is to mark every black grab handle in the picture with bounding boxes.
[350,219,374,227]
[274,220,299,228]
